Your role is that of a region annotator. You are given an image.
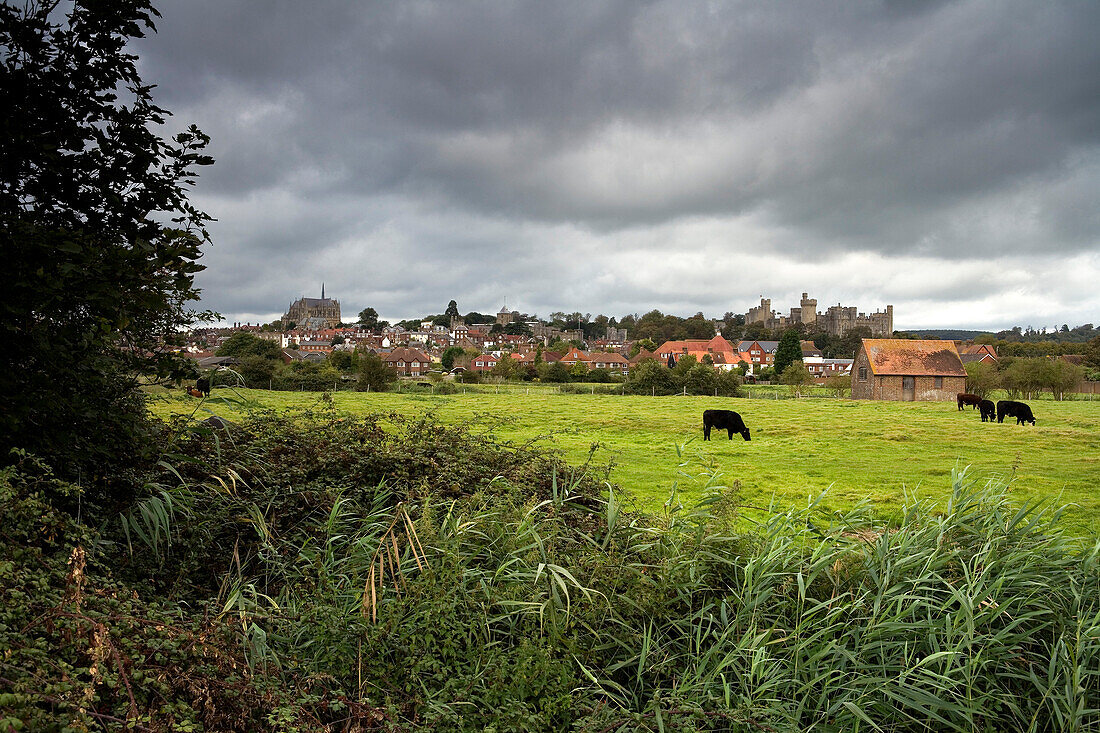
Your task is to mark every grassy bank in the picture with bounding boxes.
[151,388,1100,536]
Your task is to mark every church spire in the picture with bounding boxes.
[321,282,325,300]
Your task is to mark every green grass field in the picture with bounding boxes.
[150,388,1100,536]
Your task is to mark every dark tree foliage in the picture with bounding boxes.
[441,346,464,371]
[1,1,213,499]
[357,352,397,391]
[216,332,280,360]
[357,306,380,328]
[444,299,460,319]
[773,329,803,375]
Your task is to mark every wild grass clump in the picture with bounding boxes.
[3,407,1098,731]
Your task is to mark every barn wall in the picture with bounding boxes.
[868,375,965,401]
[851,348,873,399]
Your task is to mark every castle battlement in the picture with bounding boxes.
[746,294,892,336]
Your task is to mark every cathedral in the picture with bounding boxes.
[283,285,341,329]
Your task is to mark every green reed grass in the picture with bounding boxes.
[129,408,1098,730]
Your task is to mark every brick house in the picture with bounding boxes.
[735,340,778,374]
[470,353,499,372]
[298,340,333,354]
[851,339,966,401]
[957,343,998,365]
[654,335,740,370]
[381,347,432,377]
[557,347,630,374]
[588,351,630,375]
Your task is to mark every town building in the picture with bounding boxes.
[956,343,998,365]
[851,339,966,401]
[654,335,740,370]
[283,285,341,329]
[558,347,630,375]
[381,347,432,377]
[736,340,779,373]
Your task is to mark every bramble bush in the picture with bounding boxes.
[4,407,1098,731]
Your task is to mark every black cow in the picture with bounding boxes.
[979,399,996,422]
[196,376,210,397]
[957,393,982,410]
[703,409,751,441]
[997,400,1036,425]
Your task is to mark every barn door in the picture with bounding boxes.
[902,376,915,401]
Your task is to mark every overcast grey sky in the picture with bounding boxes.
[133,0,1100,331]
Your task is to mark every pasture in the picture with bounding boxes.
[151,388,1100,535]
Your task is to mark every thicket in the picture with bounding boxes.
[966,358,1087,400]
[4,407,1098,732]
[623,358,743,397]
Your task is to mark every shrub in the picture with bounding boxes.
[357,351,398,391]
[5,410,1099,732]
[624,360,677,395]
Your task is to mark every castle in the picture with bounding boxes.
[746,293,893,336]
[284,285,341,329]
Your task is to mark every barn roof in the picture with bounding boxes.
[862,339,966,377]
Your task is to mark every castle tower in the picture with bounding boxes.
[800,292,817,327]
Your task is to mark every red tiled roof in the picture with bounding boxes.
[862,339,966,377]
[382,347,431,363]
[589,351,629,365]
[654,335,736,358]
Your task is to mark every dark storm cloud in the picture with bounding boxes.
[132,0,1100,327]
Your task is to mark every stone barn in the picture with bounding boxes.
[851,339,966,401]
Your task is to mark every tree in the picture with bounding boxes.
[824,373,851,397]
[1085,336,1100,369]
[1046,360,1084,401]
[773,330,803,375]
[2,1,213,498]
[492,355,519,380]
[964,361,999,399]
[236,355,278,388]
[357,307,380,329]
[672,354,699,380]
[541,362,572,383]
[441,346,464,371]
[357,352,397,392]
[624,360,676,395]
[216,333,281,360]
[999,358,1048,399]
[629,338,657,357]
[444,300,460,320]
[780,361,814,396]
[836,326,873,359]
[503,320,530,336]
[714,369,744,397]
[328,350,356,372]
[683,363,717,394]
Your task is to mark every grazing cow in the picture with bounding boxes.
[703,409,751,441]
[957,393,982,410]
[188,388,203,398]
[196,377,211,397]
[979,400,996,422]
[997,400,1036,426]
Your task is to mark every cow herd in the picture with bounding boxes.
[957,393,1036,425]
[703,396,1035,444]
